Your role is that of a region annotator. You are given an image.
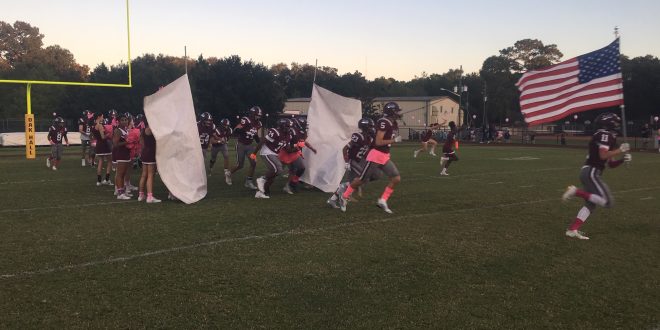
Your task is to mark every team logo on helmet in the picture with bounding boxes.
[249,106,263,119]
[383,102,402,119]
[358,117,375,131]
[595,112,621,131]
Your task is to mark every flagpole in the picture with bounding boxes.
[615,27,628,143]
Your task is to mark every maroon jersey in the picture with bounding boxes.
[112,127,131,161]
[47,126,67,144]
[236,116,262,145]
[141,129,156,163]
[443,131,456,153]
[421,129,433,142]
[585,130,617,171]
[347,132,373,162]
[78,117,92,137]
[373,118,398,153]
[91,125,111,154]
[263,128,290,153]
[212,126,233,146]
[198,121,216,149]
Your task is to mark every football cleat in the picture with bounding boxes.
[46,158,51,168]
[562,185,577,201]
[81,159,86,166]
[377,198,393,214]
[52,166,57,171]
[256,177,266,192]
[245,180,258,190]
[440,170,449,176]
[146,196,161,203]
[104,180,114,186]
[96,181,102,186]
[413,150,420,158]
[224,170,232,185]
[283,184,294,195]
[255,191,270,199]
[565,230,589,240]
[168,193,179,201]
[430,151,437,156]
[327,197,339,209]
[338,195,347,212]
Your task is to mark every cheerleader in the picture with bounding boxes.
[112,114,132,200]
[91,113,113,185]
[138,118,161,203]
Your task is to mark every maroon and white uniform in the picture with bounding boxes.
[585,130,617,171]
[141,129,156,164]
[112,127,131,162]
[236,117,262,145]
[92,125,111,155]
[347,132,372,162]
[48,125,67,144]
[261,128,290,155]
[443,131,457,158]
[421,129,434,143]
[79,117,92,140]
[212,125,232,146]
[373,118,398,154]
[198,121,216,150]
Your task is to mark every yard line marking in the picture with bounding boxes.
[489,182,504,185]
[0,201,131,213]
[640,197,654,200]
[519,185,535,188]
[3,185,659,279]
[0,178,78,185]
[427,166,575,180]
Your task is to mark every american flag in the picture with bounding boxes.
[516,39,623,126]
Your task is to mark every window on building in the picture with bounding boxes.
[431,106,438,116]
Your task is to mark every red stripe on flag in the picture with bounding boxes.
[525,100,624,126]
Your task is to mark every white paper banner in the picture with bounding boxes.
[143,75,206,204]
[301,84,362,192]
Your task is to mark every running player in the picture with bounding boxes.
[228,106,263,189]
[254,118,291,198]
[339,102,403,213]
[197,112,216,166]
[413,120,446,158]
[281,117,317,194]
[561,112,631,240]
[440,121,459,176]
[209,118,233,183]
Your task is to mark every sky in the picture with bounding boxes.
[4,0,660,81]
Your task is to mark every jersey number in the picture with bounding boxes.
[600,134,609,143]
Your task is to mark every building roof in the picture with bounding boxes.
[287,98,311,102]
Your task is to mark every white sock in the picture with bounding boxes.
[588,194,607,207]
[577,206,591,222]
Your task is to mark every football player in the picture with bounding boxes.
[413,120,446,158]
[112,113,132,200]
[280,117,317,194]
[198,112,216,166]
[92,112,113,185]
[253,118,292,198]
[46,116,69,171]
[209,118,233,183]
[78,110,94,166]
[440,121,459,176]
[561,112,631,240]
[339,102,403,213]
[327,117,382,208]
[228,106,264,189]
[137,117,161,203]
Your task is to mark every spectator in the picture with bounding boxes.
[530,132,536,144]
[560,133,567,146]
[504,129,511,143]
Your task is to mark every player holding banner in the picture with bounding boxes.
[561,112,631,240]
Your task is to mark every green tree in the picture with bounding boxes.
[500,38,563,73]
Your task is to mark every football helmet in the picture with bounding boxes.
[200,112,213,121]
[108,109,118,118]
[277,118,292,130]
[294,117,307,130]
[249,106,263,119]
[53,116,65,126]
[448,121,457,130]
[383,102,402,119]
[594,112,621,131]
[358,117,375,131]
[220,118,231,127]
[82,110,91,118]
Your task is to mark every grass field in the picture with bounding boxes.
[1,144,659,329]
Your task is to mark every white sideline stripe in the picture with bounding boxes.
[0,178,78,185]
[489,182,504,185]
[3,185,659,280]
[0,201,131,213]
[640,197,654,200]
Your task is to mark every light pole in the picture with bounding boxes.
[482,80,487,130]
